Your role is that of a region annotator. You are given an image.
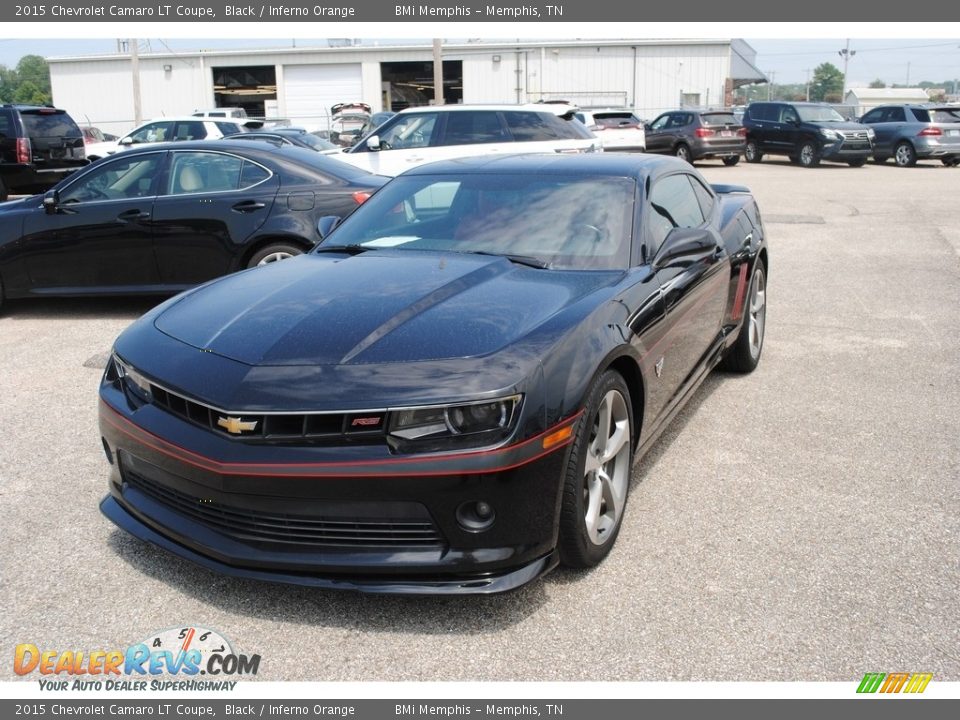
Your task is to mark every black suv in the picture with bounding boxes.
[742,101,875,167]
[0,104,87,201]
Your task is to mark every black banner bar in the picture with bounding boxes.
[2,699,959,719]
[2,0,956,23]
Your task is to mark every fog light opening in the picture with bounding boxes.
[101,437,114,465]
[456,500,496,532]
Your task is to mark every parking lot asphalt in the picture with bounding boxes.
[1,158,957,682]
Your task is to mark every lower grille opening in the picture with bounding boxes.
[123,469,445,550]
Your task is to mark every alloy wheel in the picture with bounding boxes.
[582,389,631,546]
[748,266,767,360]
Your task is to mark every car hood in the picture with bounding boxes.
[807,121,869,131]
[153,251,621,367]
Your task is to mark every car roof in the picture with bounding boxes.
[111,139,368,172]
[399,152,685,179]
[398,103,578,116]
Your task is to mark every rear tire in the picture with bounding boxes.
[0,177,7,203]
[558,370,634,569]
[246,242,305,268]
[873,156,888,164]
[798,141,821,167]
[941,157,959,167]
[744,140,763,163]
[722,156,740,166]
[894,141,917,167]
[847,158,866,167]
[721,260,767,374]
[675,143,692,164]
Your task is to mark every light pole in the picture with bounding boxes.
[838,39,856,100]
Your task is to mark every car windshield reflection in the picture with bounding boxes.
[318,173,635,270]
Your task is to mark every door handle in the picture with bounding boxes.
[231,200,266,213]
[117,209,150,222]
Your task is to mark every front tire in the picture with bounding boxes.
[722,156,740,166]
[894,142,917,167]
[744,140,762,163]
[721,261,767,373]
[558,370,634,568]
[798,141,821,167]
[940,157,958,167]
[847,158,866,167]
[246,242,305,268]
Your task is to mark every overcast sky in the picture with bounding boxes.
[2,37,959,87]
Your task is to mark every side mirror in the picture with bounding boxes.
[644,124,652,132]
[317,216,341,239]
[652,227,715,270]
[42,190,60,215]
[119,136,133,146]
[365,134,381,151]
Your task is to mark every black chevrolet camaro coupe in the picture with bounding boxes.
[0,140,386,311]
[98,153,768,594]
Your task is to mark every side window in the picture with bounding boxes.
[887,107,906,122]
[861,108,883,124]
[780,106,799,123]
[173,121,207,141]
[503,111,581,141]
[215,121,243,136]
[167,152,244,195]
[127,121,174,144]
[647,174,706,252]
[60,153,164,203]
[649,114,670,131]
[375,113,439,150]
[440,112,506,146]
[239,160,270,188]
[689,176,715,219]
[756,104,778,122]
[0,110,13,138]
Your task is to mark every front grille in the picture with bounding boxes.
[840,130,870,141]
[149,384,387,445]
[124,469,444,549]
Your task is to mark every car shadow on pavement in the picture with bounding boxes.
[2,296,164,320]
[544,370,726,588]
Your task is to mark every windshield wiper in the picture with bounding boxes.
[314,244,372,256]
[464,250,551,269]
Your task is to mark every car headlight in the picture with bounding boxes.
[387,395,522,452]
[108,353,153,405]
[821,129,840,140]
[866,127,876,139]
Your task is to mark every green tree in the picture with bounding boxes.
[810,62,844,102]
[13,80,49,105]
[869,79,886,89]
[0,65,16,103]
[14,55,51,96]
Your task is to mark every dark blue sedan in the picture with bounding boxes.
[98,153,769,594]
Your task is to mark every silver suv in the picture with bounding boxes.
[859,104,960,167]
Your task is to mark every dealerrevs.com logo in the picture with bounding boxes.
[857,673,933,694]
[14,626,260,691]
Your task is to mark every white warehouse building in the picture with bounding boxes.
[47,39,766,136]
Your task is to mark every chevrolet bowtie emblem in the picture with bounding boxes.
[217,416,258,434]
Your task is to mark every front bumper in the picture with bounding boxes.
[821,139,872,160]
[98,394,574,595]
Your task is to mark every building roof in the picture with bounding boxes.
[844,88,931,101]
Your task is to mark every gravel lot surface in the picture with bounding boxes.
[1,159,957,682]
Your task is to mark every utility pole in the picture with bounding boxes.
[432,38,444,106]
[906,62,911,86]
[766,71,776,101]
[838,39,856,100]
[804,68,812,102]
[129,38,142,125]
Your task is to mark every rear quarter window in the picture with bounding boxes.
[505,111,590,141]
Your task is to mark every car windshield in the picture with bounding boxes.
[318,173,636,270]
[594,113,641,128]
[796,106,847,122]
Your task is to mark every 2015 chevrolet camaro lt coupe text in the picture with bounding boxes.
[99,154,769,594]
